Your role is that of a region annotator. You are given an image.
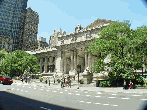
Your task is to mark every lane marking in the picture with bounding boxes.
[122,98,130,99]
[132,95,142,96]
[76,94,80,95]
[65,90,67,91]
[95,96,101,97]
[86,95,91,97]
[87,102,91,104]
[112,105,118,106]
[34,88,36,89]
[17,89,19,90]
[108,97,116,98]
[22,86,24,87]
[75,91,78,92]
[80,101,84,102]
[28,87,31,88]
[53,91,57,92]
[40,89,43,90]
[85,92,88,93]
[111,94,117,95]
[68,93,72,94]
[140,99,147,100]
[103,104,109,105]
[46,90,49,91]
[25,91,28,92]
[21,90,23,91]
[60,92,63,93]
[95,103,101,105]
[97,92,102,94]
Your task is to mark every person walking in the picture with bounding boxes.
[64,77,65,87]
[49,77,50,86]
[22,76,24,83]
[45,78,48,84]
[129,81,133,89]
[54,77,55,83]
[123,80,126,90]
[61,79,63,88]
[28,76,30,84]
[69,79,71,88]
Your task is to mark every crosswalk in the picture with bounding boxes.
[1,83,147,109]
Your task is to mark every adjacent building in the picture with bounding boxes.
[37,37,49,49]
[22,7,39,51]
[0,0,28,52]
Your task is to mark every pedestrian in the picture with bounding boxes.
[129,81,133,89]
[69,79,71,88]
[66,80,69,87]
[64,78,65,87]
[123,80,126,90]
[45,78,48,84]
[25,77,27,83]
[49,77,50,86]
[54,77,55,83]
[61,79,64,88]
[30,76,32,84]
[22,76,24,83]
[28,76,31,84]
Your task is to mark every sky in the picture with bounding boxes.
[27,0,147,44]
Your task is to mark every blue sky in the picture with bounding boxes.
[27,0,147,44]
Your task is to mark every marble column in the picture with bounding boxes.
[88,52,92,69]
[61,51,64,73]
[64,52,66,74]
[44,57,46,73]
[55,50,62,76]
[74,49,77,72]
[40,58,42,73]
[70,50,74,71]
[85,52,88,69]
[45,57,48,73]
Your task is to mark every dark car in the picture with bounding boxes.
[0,75,13,85]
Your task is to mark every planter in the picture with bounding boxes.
[135,87,147,89]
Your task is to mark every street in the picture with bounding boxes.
[0,81,147,110]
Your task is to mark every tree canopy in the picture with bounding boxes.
[0,50,40,77]
[86,20,147,86]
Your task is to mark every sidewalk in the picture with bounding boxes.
[12,79,147,94]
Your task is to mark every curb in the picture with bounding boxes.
[12,80,147,94]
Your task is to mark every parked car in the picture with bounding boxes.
[0,75,13,85]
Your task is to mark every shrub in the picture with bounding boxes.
[39,78,43,82]
[81,79,84,84]
[57,79,61,83]
[99,81,110,87]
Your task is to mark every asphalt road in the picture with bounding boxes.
[0,83,147,110]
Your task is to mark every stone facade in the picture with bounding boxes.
[26,19,116,83]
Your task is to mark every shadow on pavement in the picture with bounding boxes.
[0,91,81,110]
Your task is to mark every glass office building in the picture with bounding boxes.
[0,0,28,52]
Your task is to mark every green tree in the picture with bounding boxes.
[0,50,40,77]
[86,20,146,86]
